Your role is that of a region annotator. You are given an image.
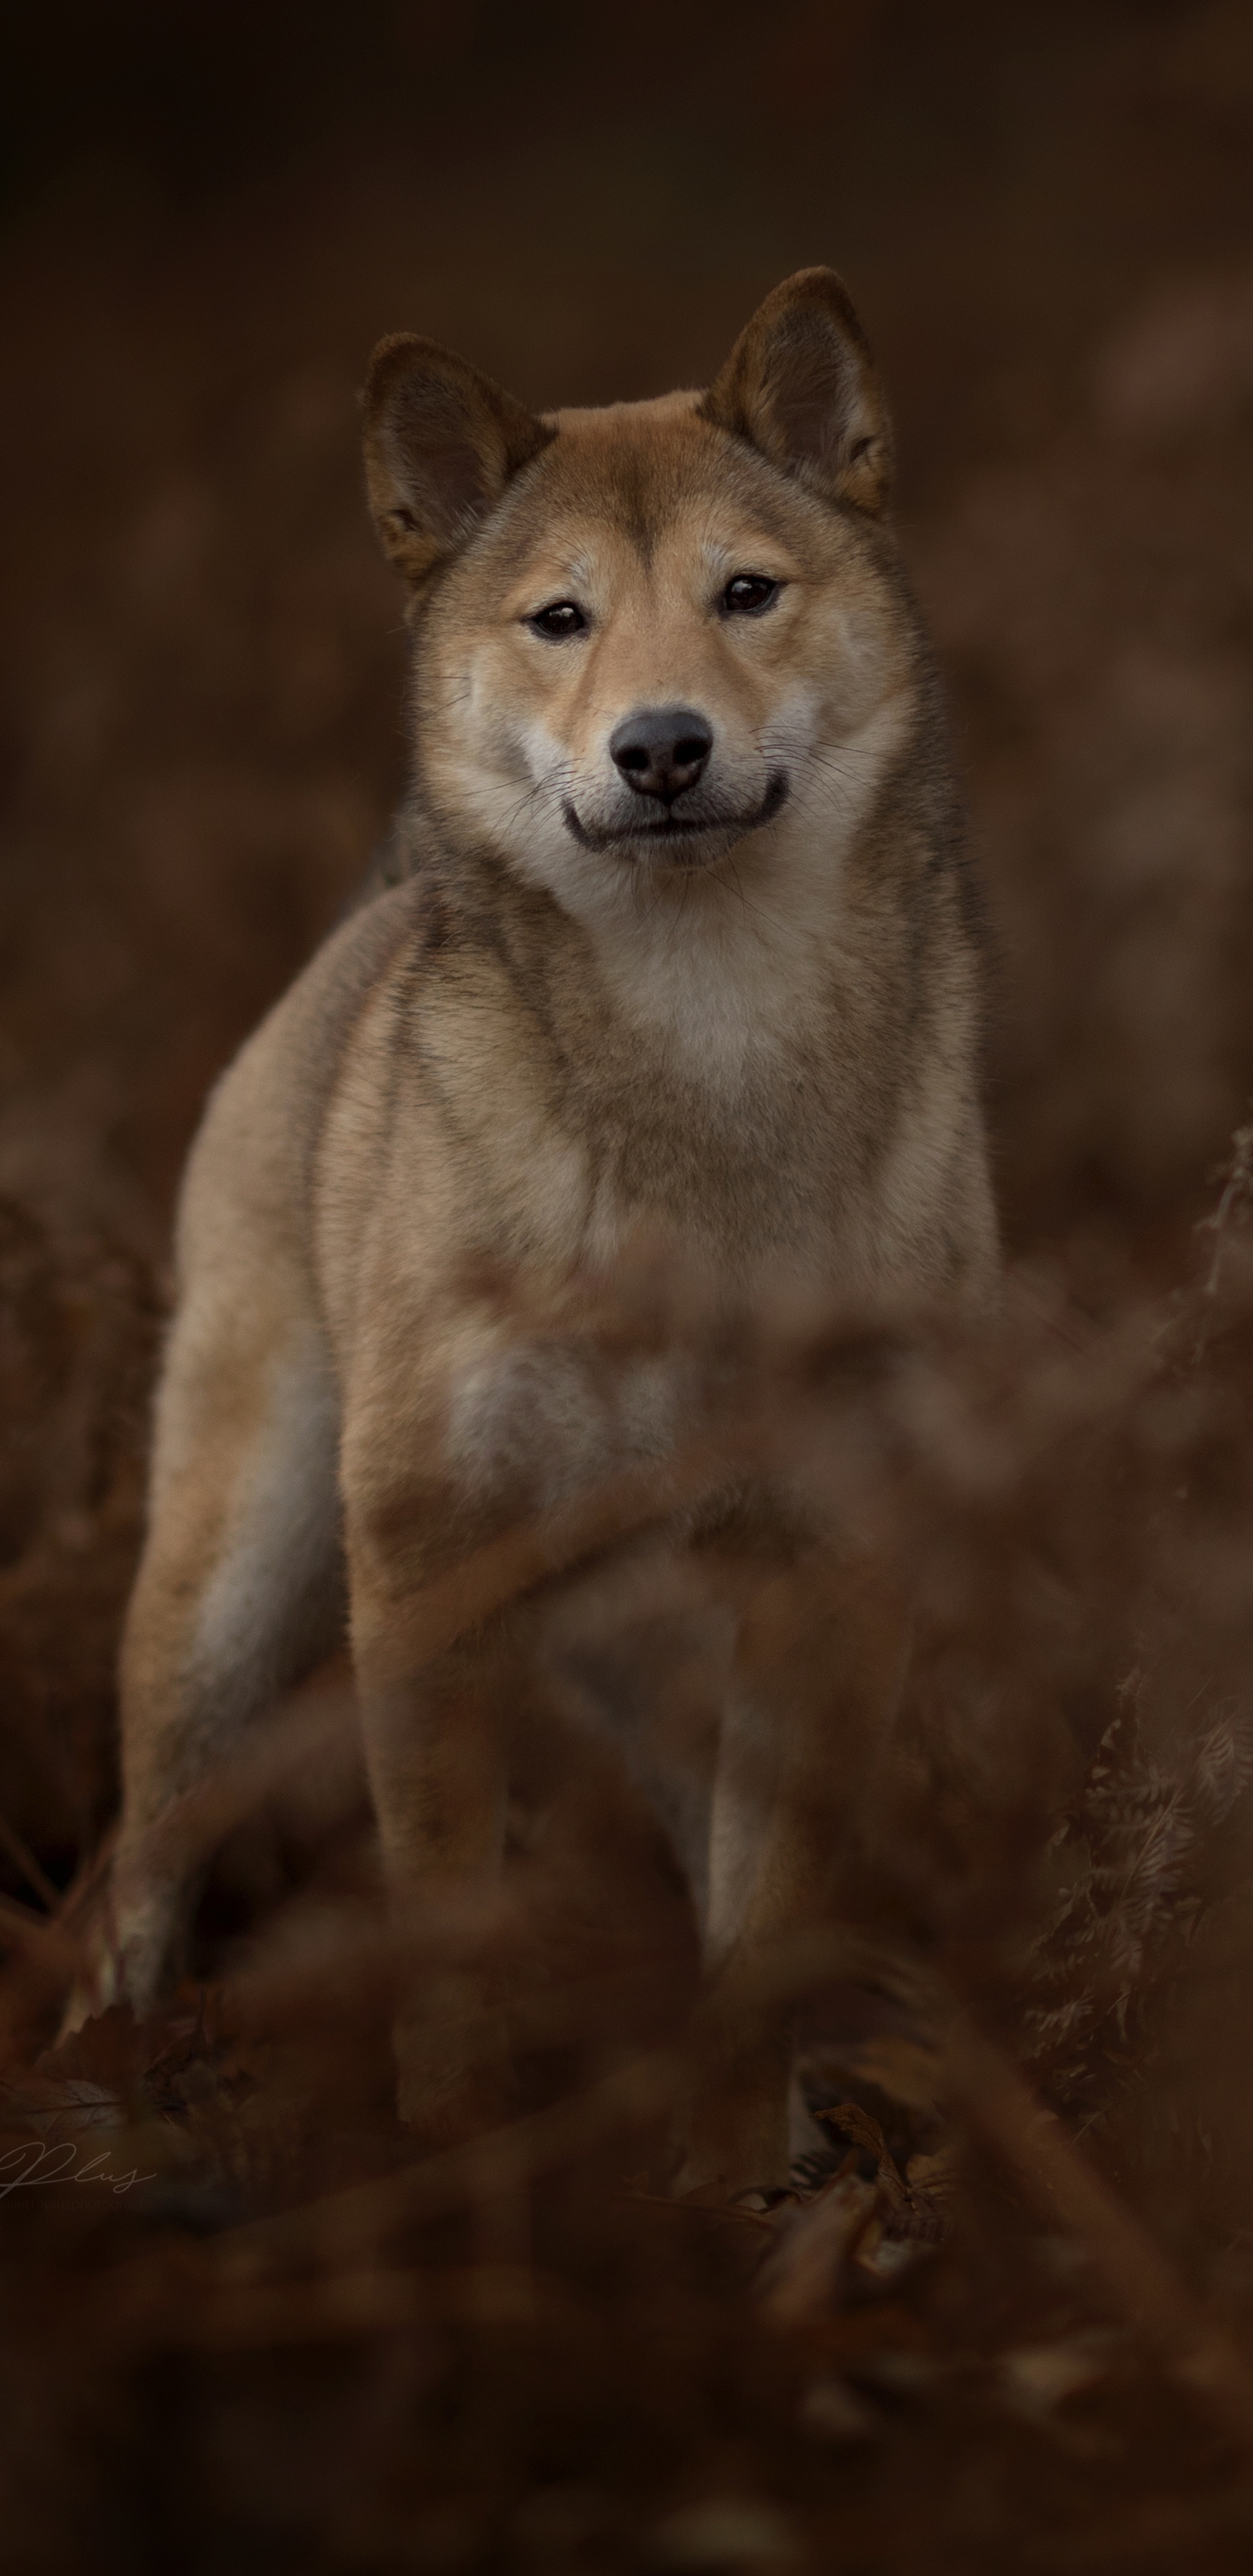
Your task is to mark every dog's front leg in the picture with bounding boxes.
[673,1545,908,2200]
[340,1313,635,2145]
[344,1415,520,2143]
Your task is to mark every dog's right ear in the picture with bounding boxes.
[362,335,554,584]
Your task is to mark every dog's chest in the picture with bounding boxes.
[424,920,871,1286]
[517,1015,854,1285]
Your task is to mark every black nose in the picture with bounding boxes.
[609,705,713,803]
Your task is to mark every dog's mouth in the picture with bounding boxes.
[562,770,789,859]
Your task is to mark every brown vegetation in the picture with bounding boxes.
[3,3,1253,2566]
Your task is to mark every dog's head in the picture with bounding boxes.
[363,271,915,917]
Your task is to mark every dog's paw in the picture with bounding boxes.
[392,2007,515,2146]
[667,2103,793,2208]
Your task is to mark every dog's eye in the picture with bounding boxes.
[722,574,781,617]
[527,600,587,641]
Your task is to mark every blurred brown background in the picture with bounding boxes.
[2,0,1252,1872]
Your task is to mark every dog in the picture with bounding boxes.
[66,269,997,2197]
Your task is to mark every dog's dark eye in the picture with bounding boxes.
[527,600,587,641]
[722,574,781,617]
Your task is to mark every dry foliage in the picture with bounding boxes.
[5,6,1253,2566]
[2,1161,1253,2572]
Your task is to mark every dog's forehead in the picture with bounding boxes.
[506,391,805,563]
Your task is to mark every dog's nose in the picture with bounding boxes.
[609,706,713,803]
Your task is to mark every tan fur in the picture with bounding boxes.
[68,272,997,2194]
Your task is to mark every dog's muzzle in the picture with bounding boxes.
[562,769,789,858]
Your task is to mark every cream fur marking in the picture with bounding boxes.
[186,1329,341,1704]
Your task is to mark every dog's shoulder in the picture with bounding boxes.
[183,869,446,1225]
[342,798,442,913]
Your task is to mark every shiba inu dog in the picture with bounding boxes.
[68,270,997,2195]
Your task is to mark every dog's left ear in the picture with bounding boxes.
[700,268,893,517]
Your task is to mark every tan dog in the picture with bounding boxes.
[69,270,996,2194]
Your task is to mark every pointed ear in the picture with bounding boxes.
[699,268,893,516]
[362,334,555,583]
